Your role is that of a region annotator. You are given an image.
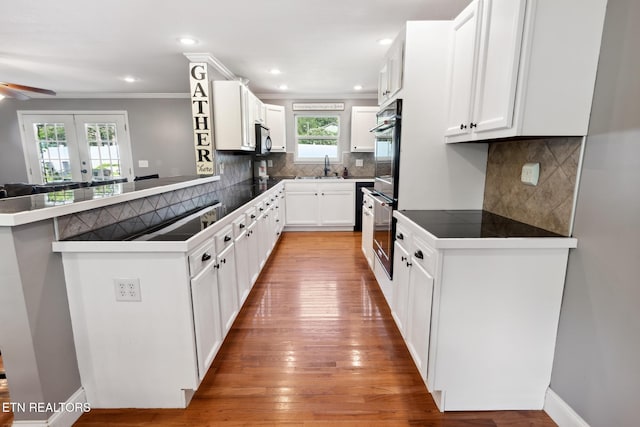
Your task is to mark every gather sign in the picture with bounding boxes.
[189,62,215,175]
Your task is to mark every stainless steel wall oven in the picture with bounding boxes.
[370,99,402,278]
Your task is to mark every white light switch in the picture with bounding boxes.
[355,159,364,167]
[521,163,540,186]
[138,160,149,168]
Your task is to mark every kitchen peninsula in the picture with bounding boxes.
[0,175,286,418]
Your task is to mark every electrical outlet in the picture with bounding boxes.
[355,159,364,167]
[267,159,273,167]
[521,162,540,186]
[114,278,141,302]
[219,163,225,174]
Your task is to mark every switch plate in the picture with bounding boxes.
[355,159,364,167]
[114,278,141,302]
[219,163,224,174]
[521,163,540,186]
[267,159,273,167]
[138,160,149,168]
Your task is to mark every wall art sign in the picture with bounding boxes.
[189,62,215,175]
[292,102,345,111]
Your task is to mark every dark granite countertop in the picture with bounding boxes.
[398,210,564,239]
[138,178,283,242]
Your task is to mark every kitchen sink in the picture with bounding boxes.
[295,176,344,180]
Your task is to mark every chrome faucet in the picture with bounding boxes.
[324,155,330,177]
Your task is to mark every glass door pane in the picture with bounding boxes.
[75,115,133,183]
[20,114,82,184]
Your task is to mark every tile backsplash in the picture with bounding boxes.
[267,152,374,178]
[483,137,583,236]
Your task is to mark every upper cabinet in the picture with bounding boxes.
[350,106,378,152]
[212,81,269,151]
[264,104,286,153]
[445,0,608,143]
[378,36,405,106]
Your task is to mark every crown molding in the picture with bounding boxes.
[40,92,190,99]
[257,92,377,100]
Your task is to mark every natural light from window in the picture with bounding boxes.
[295,115,340,161]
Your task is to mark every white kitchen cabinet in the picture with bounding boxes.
[265,104,286,152]
[245,214,260,286]
[285,181,355,229]
[190,257,223,381]
[212,80,252,151]
[445,0,607,142]
[391,239,410,336]
[405,247,434,381]
[378,36,405,106]
[216,243,238,335]
[361,193,374,268]
[233,216,251,305]
[350,106,378,152]
[393,211,577,411]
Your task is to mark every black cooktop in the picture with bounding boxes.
[398,210,564,238]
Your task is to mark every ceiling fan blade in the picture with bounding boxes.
[0,85,30,100]
[1,82,56,96]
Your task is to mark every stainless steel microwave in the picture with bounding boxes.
[255,123,272,156]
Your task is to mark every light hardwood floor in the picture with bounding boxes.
[7,232,557,426]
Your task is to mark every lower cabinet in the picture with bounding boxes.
[190,260,223,381]
[285,181,355,228]
[216,243,238,335]
[391,211,576,412]
[405,256,434,380]
[361,194,374,267]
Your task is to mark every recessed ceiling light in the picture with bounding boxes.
[179,37,198,46]
[269,69,281,75]
[0,94,5,100]
[354,85,363,91]
[124,76,137,83]
[378,38,393,46]
[278,84,288,90]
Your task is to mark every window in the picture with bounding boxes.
[295,115,340,161]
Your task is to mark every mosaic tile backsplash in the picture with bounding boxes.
[483,137,582,236]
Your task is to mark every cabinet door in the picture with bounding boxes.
[234,230,251,305]
[216,244,238,335]
[444,0,481,137]
[350,106,378,152]
[361,206,374,268]
[378,63,389,104]
[406,261,434,380]
[319,190,355,226]
[392,242,411,336]
[472,0,526,134]
[285,190,320,225]
[387,40,405,98]
[191,264,222,381]
[265,104,286,152]
[245,221,260,286]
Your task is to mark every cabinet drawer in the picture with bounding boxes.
[189,241,216,278]
[395,222,410,247]
[214,225,234,253]
[318,182,354,193]
[412,237,437,276]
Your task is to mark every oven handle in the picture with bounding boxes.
[369,192,394,208]
[369,117,398,133]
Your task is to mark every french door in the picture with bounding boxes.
[19,112,134,184]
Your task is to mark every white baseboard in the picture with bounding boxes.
[544,388,590,427]
[12,388,88,427]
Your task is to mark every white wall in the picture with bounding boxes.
[550,1,640,426]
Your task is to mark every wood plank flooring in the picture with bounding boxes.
[29,232,556,426]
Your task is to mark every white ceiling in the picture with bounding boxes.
[1,0,471,99]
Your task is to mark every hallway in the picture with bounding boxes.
[73,232,555,426]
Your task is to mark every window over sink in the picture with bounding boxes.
[294,115,340,162]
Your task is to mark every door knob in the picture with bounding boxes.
[81,169,88,174]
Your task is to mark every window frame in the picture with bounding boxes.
[293,113,341,163]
